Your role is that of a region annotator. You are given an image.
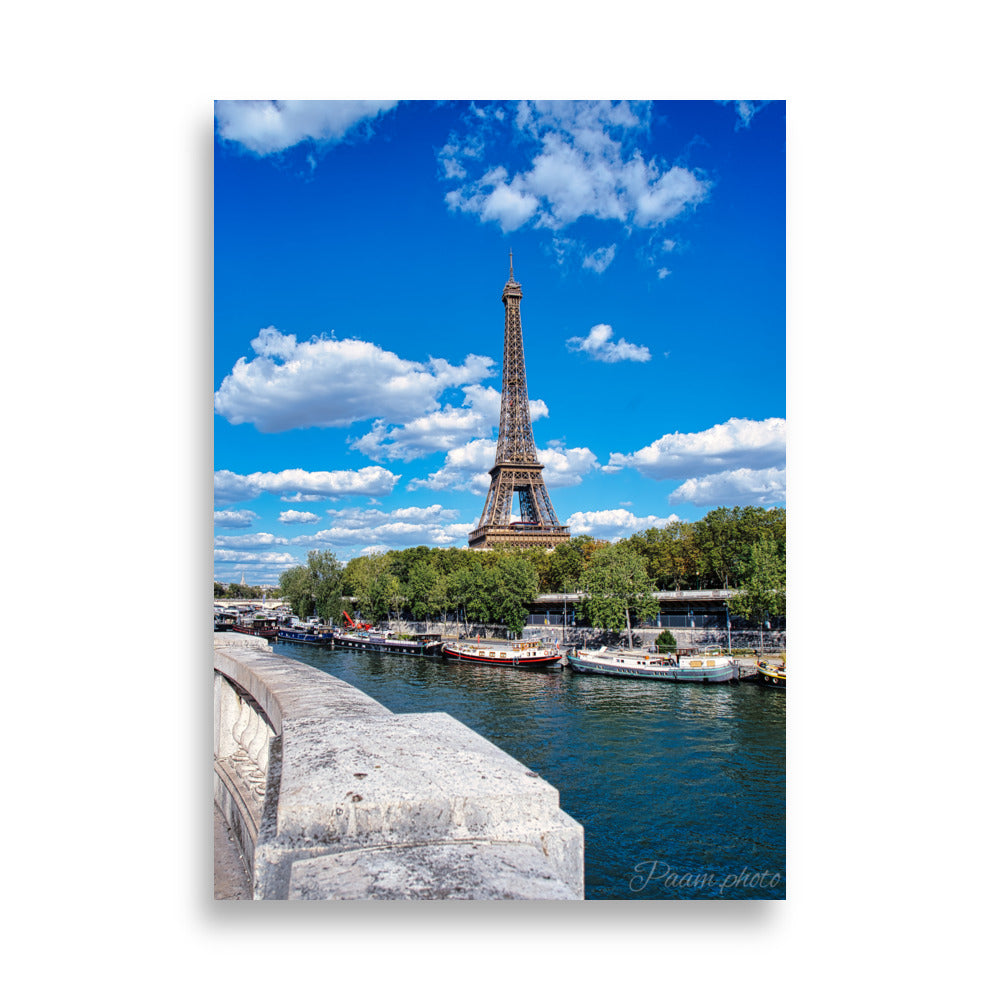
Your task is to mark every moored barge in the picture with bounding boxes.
[230,614,280,638]
[333,629,445,656]
[441,638,562,669]
[275,624,337,645]
[566,645,739,683]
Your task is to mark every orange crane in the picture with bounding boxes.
[342,611,372,631]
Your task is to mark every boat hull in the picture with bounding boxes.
[567,651,738,683]
[275,629,335,645]
[755,665,786,688]
[230,624,279,638]
[333,634,444,656]
[441,642,562,669]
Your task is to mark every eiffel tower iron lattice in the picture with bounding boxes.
[468,255,571,551]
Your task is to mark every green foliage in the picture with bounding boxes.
[406,561,440,621]
[279,550,345,622]
[494,555,539,636]
[580,542,658,646]
[278,564,312,620]
[540,537,587,592]
[238,506,785,629]
[629,522,697,590]
[628,508,785,591]
[655,629,677,653]
[343,553,398,623]
[728,538,786,628]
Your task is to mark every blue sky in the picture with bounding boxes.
[214,100,785,584]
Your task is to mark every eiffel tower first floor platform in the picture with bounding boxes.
[467,523,571,551]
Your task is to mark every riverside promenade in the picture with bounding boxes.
[214,633,584,900]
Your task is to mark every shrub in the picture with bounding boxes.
[655,629,677,653]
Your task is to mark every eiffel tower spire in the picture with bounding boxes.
[468,259,570,551]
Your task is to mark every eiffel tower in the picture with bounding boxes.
[468,254,571,551]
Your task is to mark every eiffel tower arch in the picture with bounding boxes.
[468,256,571,552]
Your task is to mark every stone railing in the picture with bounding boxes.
[214,634,584,899]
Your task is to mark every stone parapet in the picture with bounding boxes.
[213,635,584,900]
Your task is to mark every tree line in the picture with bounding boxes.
[261,506,786,638]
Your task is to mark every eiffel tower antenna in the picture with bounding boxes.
[468,260,570,551]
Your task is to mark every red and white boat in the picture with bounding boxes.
[441,638,562,669]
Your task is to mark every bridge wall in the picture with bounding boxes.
[213,634,584,900]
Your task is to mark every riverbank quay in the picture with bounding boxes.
[214,633,584,899]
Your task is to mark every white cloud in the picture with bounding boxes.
[410,439,596,494]
[582,245,616,274]
[550,237,619,274]
[214,467,399,503]
[657,268,671,279]
[535,446,599,487]
[480,179,541,232]
[717,100,772,130]
[213,550,300,565]
[278,509,320,524]
[669,467,786,507]
[213,532,289,549]
[213,510,257,528]
[567,508,679,541]
[567,323,651,363]
[351,384,548,462]
[605,418,786,480]
[322,503,460,528]
[442,100,709,234]
[291,504,472,549]
[214,326,494,433]
[407,438,496,494]
[215,100,397,155]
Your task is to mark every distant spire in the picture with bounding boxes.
[509,248,514,280]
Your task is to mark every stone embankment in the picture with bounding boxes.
[214,634,584,900]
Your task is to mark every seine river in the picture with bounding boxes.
[274,639,786,900]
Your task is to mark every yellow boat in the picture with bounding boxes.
[755,660,786,688]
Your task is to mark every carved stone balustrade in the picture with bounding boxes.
[213,634,584,900]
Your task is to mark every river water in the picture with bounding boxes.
[273,639,786,900]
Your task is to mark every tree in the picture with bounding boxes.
[541,539,586,593]
[278,564,312,620]
[728,538,786,649]
[465,559,499,626]
[579,542,659,648]
[343,553,396,624]
[406,561,440,623]
[446,565,477,632]
[307,550,345,621]
[693,507,743,588]
[279,550,345,622]
[655,629,678,653]
[427,573,450,625]
[494,555,539,636]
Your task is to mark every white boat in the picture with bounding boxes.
[566,645,739,683]
[442,638,563,669]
